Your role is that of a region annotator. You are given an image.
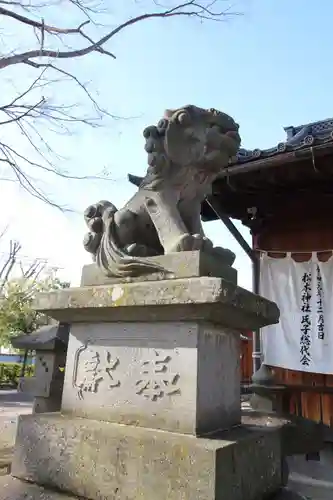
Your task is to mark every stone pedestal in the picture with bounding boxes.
[6,260,284,500]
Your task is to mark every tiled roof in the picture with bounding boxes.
[236,118,333,164]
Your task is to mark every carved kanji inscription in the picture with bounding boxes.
[73,345,120,400]
[135,349,181,401]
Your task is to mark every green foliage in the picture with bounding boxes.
[0,362,34,387]
[0,271,70,346]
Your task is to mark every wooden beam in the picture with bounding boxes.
[207,196,262,376]
[206,196,255,262]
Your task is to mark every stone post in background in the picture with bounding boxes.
[12,323,69,414]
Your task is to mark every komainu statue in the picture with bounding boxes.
[83,105,241,278]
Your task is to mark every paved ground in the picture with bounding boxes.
[0,390,32,472]
[0,391,332,498]
[287,453,333,499]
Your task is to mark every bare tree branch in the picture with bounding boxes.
[1,1,236,69]
[0,0,239,208]
[0,240,21,291]
[0,226,9,243]
[22,60,119,117]
[0,6,90,34]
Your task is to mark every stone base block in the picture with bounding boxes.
[62,321,241,435]
[80,250,237,286]
[0,476,77,500]
[12,413,282,500]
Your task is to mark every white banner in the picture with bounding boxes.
[260,253,333,374]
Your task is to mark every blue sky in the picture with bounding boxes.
[1,0,332,288]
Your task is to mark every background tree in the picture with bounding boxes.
[0,272,69,346]
[0,1,237,206]
[0,234,69,346]
[0,258,69,377]
[0,239,23,294]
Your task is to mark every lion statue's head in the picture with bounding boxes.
[142,105,241,186]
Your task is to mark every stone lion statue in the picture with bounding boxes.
[83,105,241,277]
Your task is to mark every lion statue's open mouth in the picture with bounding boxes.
[83,105,241,278]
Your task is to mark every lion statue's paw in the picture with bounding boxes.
[125,243,158,258]
[211,246,236,266]
[164,233,213,253]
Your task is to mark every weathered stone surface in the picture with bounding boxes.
[12,413,282,500]
[242,408,324,456]
[0,399,32,473]
[272,488,306,500]
[0,430,16,471]
[19,353,62,399]
[61,321,240,434]
[81,250,237,286]
[33,277,279,330]
[11,324,69,352]
[251,392,276,412]
[0,476,77,499]
[33,395,64,414]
